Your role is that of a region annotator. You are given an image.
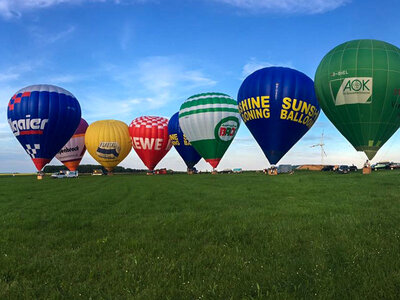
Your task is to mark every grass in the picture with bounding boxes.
[1,171,400,299]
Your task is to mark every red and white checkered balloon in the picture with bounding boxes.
[129,116,171,170]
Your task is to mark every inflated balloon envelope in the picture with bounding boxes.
[237,67,320,165]
[7,84,81,171]
[85,120,131,173]
[56,118,89,171]
[315,39,400,160]
[129,116,172,171]
[168,112,201,171]
[179,92,241,169]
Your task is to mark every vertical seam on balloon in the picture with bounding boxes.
[100,120,106,169]
[367,39,374,153]
[376,42,397,159]
[347,40,361,149]
[358,39,367,150]
[113,120,118,171]
[212,96,220,166]
[335,42,352,147]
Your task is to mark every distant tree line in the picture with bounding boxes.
[43,165,148,174]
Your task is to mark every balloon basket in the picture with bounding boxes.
[147,171,154,176]
[212,170,218,175]
[268,168,278,176]
[363,167,371,175]
[107,172,114,176]
[37,171,44,180]
[187,170,194,175]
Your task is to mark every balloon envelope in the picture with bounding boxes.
[7,84,81,171]
[179,92,240,169]
[129,116,172,171]
[237,67,320,165]
[168,112,201,170]
[56,118,89,171]
[85,120,131,172]
[315,39,400,160]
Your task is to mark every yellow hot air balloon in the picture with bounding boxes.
[85,120,131,174]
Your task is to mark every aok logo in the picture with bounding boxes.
[214,117,240,142]
[334,77,373,106]
[343,78,370,93]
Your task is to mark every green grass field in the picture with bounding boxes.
[1,171,400,299]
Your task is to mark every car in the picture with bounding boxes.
[389,163,400,170]
[337,165,349,174]
[92,169,104,176]
[233,168,243,173]
[349,165,358,172]
[371,162,390,171]
[278,165,293,174]
[155,168,168,175]
[51,170,78,178]
[321,165,335,171]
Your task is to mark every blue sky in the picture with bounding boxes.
[1,0,399,172]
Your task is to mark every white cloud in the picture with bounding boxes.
[242,58,293,78]
[0,0,350,19]
[0,63,35,83]
[120,22,133,51]
[0,0,152,18]
[215,0,350,14]
[27,25,76,45]
[80,56,217,120]
[136,56,217,91]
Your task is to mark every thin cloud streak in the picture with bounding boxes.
[80,56,217,120]
[241,58,293,78]
[214,0,351,14]
[0,0,150,18]
[28,25,76,45]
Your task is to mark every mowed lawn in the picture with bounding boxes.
[1,171,400,299]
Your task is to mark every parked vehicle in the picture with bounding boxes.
[349,165,358,172]
[155,168,168,175]
[371,162,390,171]
[389,163,400,170]
[337,165,349,174]
[278,164,293,174]
[321,165,335,171]
[92,169,104,176]
[51,170,78,178]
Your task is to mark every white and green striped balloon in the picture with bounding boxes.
[179,92,240,169]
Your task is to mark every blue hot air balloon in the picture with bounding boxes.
[237,67,320,165]
[168,112,201,171]
[7,84,81,171]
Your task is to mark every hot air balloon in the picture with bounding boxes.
[237,67,320,165]
[168,112,201,172]
[315,39,400,160]
[7,84,81,172]
[56,118,88,171]
[85,120,131,174]
[129,116,172,171]
[179,92,240,169]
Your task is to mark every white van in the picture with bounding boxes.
[51,170,78,178]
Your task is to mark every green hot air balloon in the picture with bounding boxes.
[179,92,240,169]
[315,39,400,160]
